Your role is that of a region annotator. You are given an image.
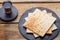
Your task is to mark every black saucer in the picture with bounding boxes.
[18,7,60,40]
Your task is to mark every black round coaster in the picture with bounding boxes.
[0,1,18,22]
[0,6,18,22]
[18,7,60,40]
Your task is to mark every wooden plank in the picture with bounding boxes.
[0,3,60,23]
[0,0,60,3]
[0,24,59,40]
[0,24,5,40]
[1,24,26,40]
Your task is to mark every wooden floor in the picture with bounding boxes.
[0,0,60,40]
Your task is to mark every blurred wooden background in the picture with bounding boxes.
[0,0,60,2]
[0,0,60,40]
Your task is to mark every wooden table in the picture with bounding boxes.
[0,0,60,40]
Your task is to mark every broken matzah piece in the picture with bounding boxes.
[26,29,33,33]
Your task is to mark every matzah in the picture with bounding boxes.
[23,9,56,37]
[26,13,57,37]
[25,12,57,34]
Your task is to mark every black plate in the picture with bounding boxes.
[18,7,60,40]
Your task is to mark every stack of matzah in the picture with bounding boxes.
[23,9,57,37]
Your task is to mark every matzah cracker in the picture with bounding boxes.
[42,10,47,13]
[25,13,32,21]
[33,12,56,36]
[23,9,56,37]
[52,24,57,30]
[26,29,39,37]
[42,11,52,34]
[33,34,39,37]
[47,13,57,34]
[23,9,42,26]
[47,13,57,31]
[26,13,57,37]
[26,10,57,37]
[25,12,57,34]
[26,29,33,33]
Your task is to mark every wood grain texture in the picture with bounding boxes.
[0,24,26,40]
[0,24,5,40]
[0,0,60,2]
[0,24,59,40]
[0,3,60,23]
